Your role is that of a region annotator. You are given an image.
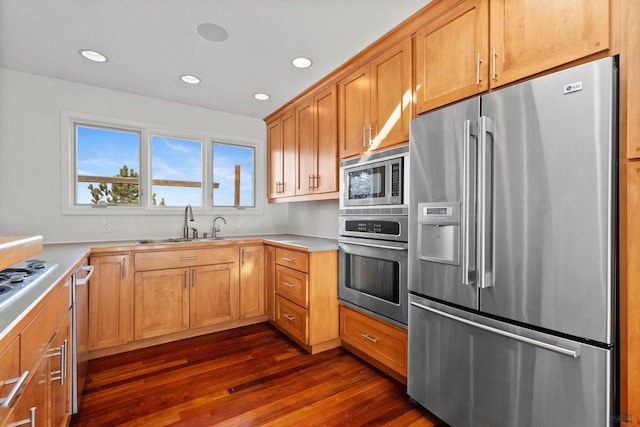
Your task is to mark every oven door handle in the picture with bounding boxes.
[340,240,407,251]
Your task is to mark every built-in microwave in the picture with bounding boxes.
[340,146,409,209]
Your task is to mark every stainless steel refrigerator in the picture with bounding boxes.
[408,57,617,427]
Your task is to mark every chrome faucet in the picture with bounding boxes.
[183,205,194,238]
[212,216,227,239]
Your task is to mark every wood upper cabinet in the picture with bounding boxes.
[415,0,489,114]
[296,84,338,195]
[267,109,296,198]
[239,245,264,318]
[415,0,612,114]
[89,254,132,350]
[339,37,412,158]
[490,0,610,88]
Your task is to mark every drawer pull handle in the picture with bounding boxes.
[282,282,295,288]
[361,333,378,343]
[283,313,296,321]
[180,256,199,261]
[281,257,294,262]
[0,370,29,409]
[12,406,36,427]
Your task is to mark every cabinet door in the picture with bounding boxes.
[338,64,371,159]
[370,37,413,149]
[415,0,489,114]
[89,254,132,350]
[267,118,284,199]
[490,0,610,88]
[267,110,296,198]
[190,263,239,328]
[265,246,276,321]
[314,85,338,194]
[0,337,20,424]
[134,268,189,340]
[296,97,315,195]
[5,361,47,427]
[49,311,71,427]
[240,245,265,318]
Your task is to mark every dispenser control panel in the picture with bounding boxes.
[418,202,460,225]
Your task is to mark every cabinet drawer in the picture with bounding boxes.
[21,278,71,370]
[135,246,238,271]
[275,248,308,273]
[340,305,407,377]
[275,265,308,307]
[275,295,308,345]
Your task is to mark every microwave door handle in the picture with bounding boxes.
[341,240,407,251]
[462,119,477,286]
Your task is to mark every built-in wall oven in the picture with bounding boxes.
[339,145,409,326]
[338,214,408,326]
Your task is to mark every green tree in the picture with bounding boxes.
[89,165,165,205]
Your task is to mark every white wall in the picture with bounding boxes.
[288,199,339,239]
[0,68,293,243]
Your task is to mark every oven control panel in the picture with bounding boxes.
[345,220,400,235]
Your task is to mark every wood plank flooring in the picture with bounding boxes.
[70,322,445,426]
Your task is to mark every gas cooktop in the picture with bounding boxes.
[0,259,58,308]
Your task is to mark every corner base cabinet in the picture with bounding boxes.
[269,246,340,354]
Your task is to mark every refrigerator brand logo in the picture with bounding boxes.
[564,81,583,94]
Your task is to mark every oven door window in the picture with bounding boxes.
[344,253,399,303]
[348,166,385,200]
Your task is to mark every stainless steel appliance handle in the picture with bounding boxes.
[462,119,476,286]
[75,265,94,286]
[340,240,408,252]
[411,301,581,358]
[477,116,494,289]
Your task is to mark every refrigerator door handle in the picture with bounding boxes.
[410,301,581,358]
[477,116,494,289]
[462,119,477,286]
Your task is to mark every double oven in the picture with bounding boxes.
[338,146,409,326]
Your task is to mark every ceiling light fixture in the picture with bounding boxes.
[197,23,229,42]
[291,57,312,69]
[180,74,201,84]
[253,93,270,101]
[79,49,107,63]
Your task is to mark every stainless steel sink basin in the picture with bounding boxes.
[136,237,226,244]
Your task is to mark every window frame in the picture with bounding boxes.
[61,111,264,215]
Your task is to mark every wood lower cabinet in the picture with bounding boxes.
[2,276,72,427]
[240,245,264,319]
[338,37,412,158]
[264,245,276,321]
[133,246,240,340]
[89,253,133,350]
[340,304,408,384]
[269,246,339,354]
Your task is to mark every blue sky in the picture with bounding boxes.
[76,126,254,207]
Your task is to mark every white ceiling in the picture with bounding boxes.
[0,0,431,119]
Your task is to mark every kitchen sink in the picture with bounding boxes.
[136,237,227,244]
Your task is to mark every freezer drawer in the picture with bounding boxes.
[408,295,612,427]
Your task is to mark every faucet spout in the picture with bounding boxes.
[183,205,194,238]
[212,216,227,239]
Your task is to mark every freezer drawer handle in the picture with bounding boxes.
[411,301,581,359]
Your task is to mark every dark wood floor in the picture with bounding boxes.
[70,322,444,426]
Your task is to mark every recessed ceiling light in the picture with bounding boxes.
[180,75,201,84]
[254,93,270,101]
[291,57,312,69]
[79,49,107,63]
[197,23,229,42]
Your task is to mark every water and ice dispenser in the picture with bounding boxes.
[417,202,460,265]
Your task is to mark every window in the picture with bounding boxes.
[212,142,255,207]
[151,136,203,207]
[64,113,261,213]
[75,124,141,206]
